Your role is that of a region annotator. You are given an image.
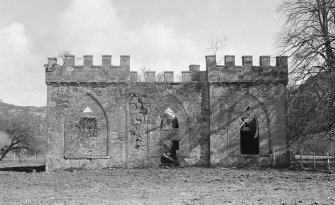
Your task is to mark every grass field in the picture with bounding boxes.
[0,166,334,205]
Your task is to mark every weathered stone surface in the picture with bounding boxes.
[64,94,108,158]
[44,55,289,170]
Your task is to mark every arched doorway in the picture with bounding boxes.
[160,108,180,166]
[228,94,269,156]
[146,94,189,166]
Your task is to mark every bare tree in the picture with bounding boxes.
[278,0,335,144]
[277,0,335,83]
[137,67,164,82]
[156,72,164,82]
[206,34,226,64]
[59,51,82,65]
[0,114,43,161]
[59,51,71,64]
[175,73,182,82]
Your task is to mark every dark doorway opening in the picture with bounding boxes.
[161,140,179,167]
[160,108,180,167]
[172,118,179,128]
[240,113,259,155]
[170,140,179,160]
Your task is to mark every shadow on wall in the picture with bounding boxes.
[212,91,271,158]
[147,94,189,160]
[146,91,211,167]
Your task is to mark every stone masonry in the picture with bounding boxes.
[44,54,289,170]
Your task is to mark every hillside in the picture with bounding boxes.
[0,101,46,119]
[0,101,47,144]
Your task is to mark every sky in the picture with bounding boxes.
[0,0,284,106]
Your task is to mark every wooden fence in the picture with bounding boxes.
[291,152,334,171]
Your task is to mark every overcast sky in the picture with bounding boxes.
[0,0,284,106]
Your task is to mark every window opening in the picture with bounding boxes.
[160,108,178,129]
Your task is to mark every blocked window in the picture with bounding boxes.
[78,117,98,138]
[64,94,108,158]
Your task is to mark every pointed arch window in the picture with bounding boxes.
[64,94,108,158]
[160,108,179,129]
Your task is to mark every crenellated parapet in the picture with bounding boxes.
[134,66,206,83]
[44,55,130,83]
[206,55,288,84]
[44,54,207,84]
[44,54,288,84]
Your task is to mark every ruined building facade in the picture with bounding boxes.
[44,54,289,170]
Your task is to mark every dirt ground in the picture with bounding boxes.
[0,166,334,205]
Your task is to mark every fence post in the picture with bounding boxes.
[313,152,316,172]
[326,152,330,171]
[272,149,276,168]
[13,152,15,163]
[299,151,304,169]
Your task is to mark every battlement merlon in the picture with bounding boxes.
[44,54,287,84]
[44,55,131,83]
[206,55,288,84]
[44,54,207,83]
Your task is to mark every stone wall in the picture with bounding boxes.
[44,54,288,170]
[207,55,289,167]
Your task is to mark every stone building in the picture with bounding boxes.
[44,54,288,170]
